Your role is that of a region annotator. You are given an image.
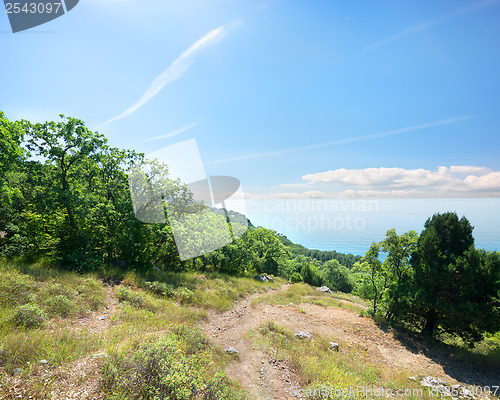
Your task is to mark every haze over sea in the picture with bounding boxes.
[245,198,499,256]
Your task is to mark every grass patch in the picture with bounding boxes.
[120,269,281,311]
[0,324,103,371]
[0,260,107,372]
[252,283,367,314]
[102,324,247,399]
[433,331,500,369]
[0,261,106,316]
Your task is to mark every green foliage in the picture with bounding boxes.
[0,112,185,272]
[289,271,303,283]
[301,261,325,287]
[390,212,500,343]
[0,111,25,176]
[277,234,362,268]
[102,325,247,399]
[117,286,157,312]
[76,277,106,311]
[144,280,174,297]
[0,261,106,328]
[358,243,386,315]
[44,294,73,317]
[0,270,38,306]
[323,259,353,293]
[172,286,195,304]
[12,304,47,328]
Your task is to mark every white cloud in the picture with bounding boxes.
[303,166,499,190]
[300,166,500,197]
[244,191,335,200]
[339,189,426,199]
[100,20,241,126]
[449,165,492,176]
[464,171,500,191]
[248,166,500,199]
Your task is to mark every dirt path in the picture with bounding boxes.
[69,284,119,334]
[202,285,500,399]
[203,285,302,400]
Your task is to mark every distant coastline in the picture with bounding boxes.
[247,198,500,256]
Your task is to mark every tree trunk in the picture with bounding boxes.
[423,309,437,336]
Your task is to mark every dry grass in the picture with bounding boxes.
[252,283,369,314]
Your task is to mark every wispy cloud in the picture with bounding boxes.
[207,114,479,165]
[139,121,200,143]
[359,0,499,53]
[100,20,242,126]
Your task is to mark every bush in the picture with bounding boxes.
[0,271,37,306]
[117,287,157,312]
[289,272,303,283]
[45,282,76,299]
[173,287,195,304]
[102,326,246,399]
[145,281,174,297]
[77,278,106,310]
[13,304,47,328]
[45,294,73,317]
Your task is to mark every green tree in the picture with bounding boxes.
[360,242,388,315]
[323,259,353,293]
[242,228,291,275]
[0,111,25,175]
[0,112,26,245]
[406,212,500,342]
[301,259,324,287]
[380,229,418,319]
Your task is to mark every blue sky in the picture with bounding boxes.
[2,0,500,200]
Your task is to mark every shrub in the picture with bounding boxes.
[173,287,195,304]
[145,281,174,297]
[117,287,156,311]
[13,304,47,328]
[45,295,74,317]
[289,272,303,283]
[77,278,106,310]
[102,326,246,399]
[45,283,76,299]
[0,271,37,306]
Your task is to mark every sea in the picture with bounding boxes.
[244,198,499,256]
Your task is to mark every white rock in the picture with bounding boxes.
[295,331,313,339]
[329,342,339,351]
[225,346,238,355]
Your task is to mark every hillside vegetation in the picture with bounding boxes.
[1,112,499,398]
